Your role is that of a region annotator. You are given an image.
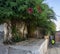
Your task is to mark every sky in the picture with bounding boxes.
[45,0,60,31]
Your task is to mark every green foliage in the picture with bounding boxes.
[0,0,43,22]
[11,33,21,42]
[0,0,56,36]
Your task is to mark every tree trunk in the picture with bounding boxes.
[4,21,12,43]
[27,24,31,38]
[23,24,25,39]
[22,23,28,39]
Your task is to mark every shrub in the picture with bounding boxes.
[11,33,21,42]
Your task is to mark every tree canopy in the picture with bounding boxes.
[0,0,56,35]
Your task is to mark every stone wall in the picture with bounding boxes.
[55,31,60,42]
[39,39,48,54]
[0,39,48,54]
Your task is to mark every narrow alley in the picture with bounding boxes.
[48,42,60,54]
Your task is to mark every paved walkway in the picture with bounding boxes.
[48,42,60,54]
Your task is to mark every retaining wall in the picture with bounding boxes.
[0,39,48,54]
